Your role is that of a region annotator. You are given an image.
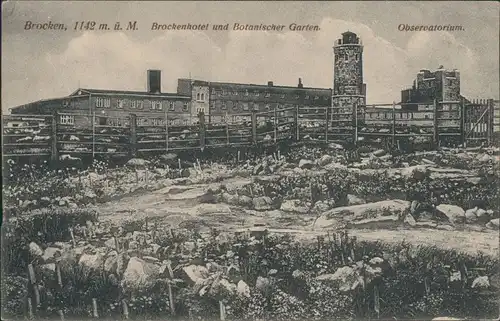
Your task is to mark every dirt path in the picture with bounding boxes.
[93,178,499,257]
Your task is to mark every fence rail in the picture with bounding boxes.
[2,99,497,160]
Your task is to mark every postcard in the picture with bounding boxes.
[2,1,499,320]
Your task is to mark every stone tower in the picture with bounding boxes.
[331,31,366,140]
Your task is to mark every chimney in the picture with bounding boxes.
[267,81,273,87]
[298,78,303,88]
[147,70,161,94]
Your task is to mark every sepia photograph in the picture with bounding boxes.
[1,1,499,320]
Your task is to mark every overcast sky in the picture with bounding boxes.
[2,1,498,112]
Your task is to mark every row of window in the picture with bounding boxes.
[340,53,361,61]
[137,118,189,126]
[95,98,189,111]
[210,89,329,101]
[210,102,329,111]
[195,93,207,101]
[366,113,437,120]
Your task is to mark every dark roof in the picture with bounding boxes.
[342,31,357,36]
[71,88,190,98]
[209,81,331,93]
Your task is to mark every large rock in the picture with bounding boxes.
[436,204,465,224]
[475,208,489,222]
[79,253,105,270]
[471,276,490,289]
[403,214,416,226]
[316,266,361,292]
[313,200,410,230]
[181,265,209,284]
[221,192,239,205]
[237,280,251,297]
[464,208,478,224]
[348,215,400,229]
[298,159,314,169]
[42,247,62,263]
[280,199,309,214]
[486,218,499,230]
[347,194,365,206]
[372,149,386,157]
[160,153,179,166]
[318,155,333,166]
[29,242,43,257]
[252,196,273,211]
[121,257,160,290]
[238,195,253,207]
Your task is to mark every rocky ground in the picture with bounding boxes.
[87,147,500,258]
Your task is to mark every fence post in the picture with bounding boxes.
[354,103,358,147]
[164,109,169,152]
[129,114,137,157]
[91,111,96,160]
[488,99,493,146]
[392,101,396,146]
[199,111,206,151]
[460,98,466,147]
[273,108,277,143]
[325,107,329,144]
[251,111,257,145]
[295,105,300,142]
[433,99,439,148]
[51,111,59,163]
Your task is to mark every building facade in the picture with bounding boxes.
[177,78,332,124]
[10,70,193,128]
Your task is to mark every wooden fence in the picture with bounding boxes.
[2,99,498,161]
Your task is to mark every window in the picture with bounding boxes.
[98,117,107,126]
[116,99,127,109]
[152,118,163,126]
[305,95,310,99]
[255,91,260,97]
[253,103,260,111]
[222,90,227,96]
[280,94,285,99]
[265,92,270,98]
[314,96,319,100]
[131,100,143,109]
[211,88,216,95]
[221,102,227,110]
[182,102,189,112]
[209,101,215,110]
[197,107,205,114]
[233,91,238,96]
[60,115,75,125]
[196,93,201,100]
[265,104,271,110]
[169,102,175,111]
[151,101,162,110]
[245,90,249,96]
[233,102,239,111]
[243,102,249,111]
[424,114,430,119]
[96,97,111,108]
[294,95,299,99]
[201,93,205,101]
